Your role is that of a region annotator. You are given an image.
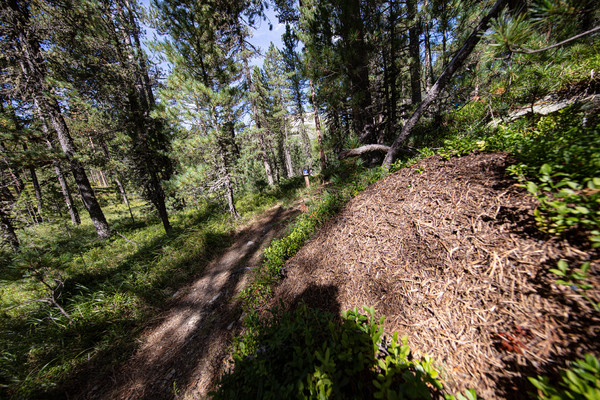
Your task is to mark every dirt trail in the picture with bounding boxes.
[75,205,298,400]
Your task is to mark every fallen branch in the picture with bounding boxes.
[338,144,390,160]
[114,230,139,246]
[510,25,600,54]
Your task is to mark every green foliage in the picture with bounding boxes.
[213,305,460,400]
[0,200,242,398]
[506,108,600,244]
[523,166,600,244]
[529,354,600,400]
[550,260,600,312]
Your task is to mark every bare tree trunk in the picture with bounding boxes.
[383,0,509,168]
[407,0,422,105]
[283,121,294,178]
[423,0,433,92]
[29,166,43,222]
[53,161,80,226]
[39,120,80,226]
[388,0,399,141]
[309,79,326,171]
[294,87,313,170]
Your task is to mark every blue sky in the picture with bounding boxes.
[139,0,284,69]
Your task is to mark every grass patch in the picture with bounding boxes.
[0,178,304,399]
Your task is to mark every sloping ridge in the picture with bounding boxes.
[274,152,600,399]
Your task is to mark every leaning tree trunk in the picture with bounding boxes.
[33,96,110,238]
[382,0,509,168]
[21,142,43,223]
[53,160,81,226]
[29,166,43,222]
[43,128,81,226]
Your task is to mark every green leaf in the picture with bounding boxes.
[540,164,552,175]
[527,181,539,194]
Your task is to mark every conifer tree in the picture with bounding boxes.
[0,0,111,239]
[154,0,248,218]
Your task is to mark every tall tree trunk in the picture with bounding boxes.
[283,120,294,178]
[383,0,509,168]
[309,79,326,171]
[339,0,373,144]
[407,0,422,105]
[116,2,171,233]
[44,134,81,226]
[212,110,239,219]
[20,141,43,222]
[423,0,433,92]
[29,166,43,222]
[54,161,80,226]
[388,0,399,141]
[294,86,313,171]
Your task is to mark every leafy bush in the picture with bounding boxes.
[529,354,600,400]
[213,305,466,400]
[506,108,600,245]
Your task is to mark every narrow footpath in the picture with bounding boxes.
[74,205,299,400]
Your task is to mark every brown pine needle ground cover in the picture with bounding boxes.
[272,152,600,399]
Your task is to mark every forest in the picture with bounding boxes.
[0,0,599,398]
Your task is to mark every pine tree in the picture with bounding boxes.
[154,0,250,218]
[0,0,111,239]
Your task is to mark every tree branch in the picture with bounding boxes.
[338,144,390,160]
[511,25,600,54]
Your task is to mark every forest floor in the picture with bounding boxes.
[271,152,600,399]
[70,204,300,400]
[73,152,599,400]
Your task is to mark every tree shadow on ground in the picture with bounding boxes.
[57,205,299,400]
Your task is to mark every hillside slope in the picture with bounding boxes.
[273,152,600,399]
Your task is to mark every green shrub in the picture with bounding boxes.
[213,305,463,400]
[529,354,600,400]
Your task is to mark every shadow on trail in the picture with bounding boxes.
[66,205,299,400]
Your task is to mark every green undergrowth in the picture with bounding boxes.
[213,305,476,400]
[529,353,600,400]
[0,179,303,399]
